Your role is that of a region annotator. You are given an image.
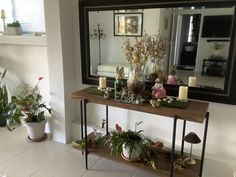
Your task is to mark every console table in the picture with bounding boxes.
[71,86,209,177]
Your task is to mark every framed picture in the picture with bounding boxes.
[114,12,143,37]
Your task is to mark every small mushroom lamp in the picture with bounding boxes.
[184,132,201,165]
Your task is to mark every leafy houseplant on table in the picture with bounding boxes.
[0,69,8,127]
[5,77,51,141]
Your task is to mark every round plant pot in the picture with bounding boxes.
[122,143,142,161]
[24,119,47,141]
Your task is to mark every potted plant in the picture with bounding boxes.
[107,122,144,161]
[6,21,22,35]
[5,77,51,141]
[0,69,8,127]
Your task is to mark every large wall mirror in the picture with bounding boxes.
[79,0,236,104]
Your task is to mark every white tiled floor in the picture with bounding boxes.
[2,126,235,177]
[0,127,156,177]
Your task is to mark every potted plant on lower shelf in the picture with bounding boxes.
[108,123,144,161]
[5,77,51,141]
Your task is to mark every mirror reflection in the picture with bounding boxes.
[89,6,235,90]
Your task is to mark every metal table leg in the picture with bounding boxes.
[170,116,178,177]
[199,112,209,177]
[80,101,84,140]
[106,105,109,136]
[181,120,186,155]
[83,100,88,170]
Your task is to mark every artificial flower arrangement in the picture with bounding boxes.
[122,33,166,68]
[122,33,167,97]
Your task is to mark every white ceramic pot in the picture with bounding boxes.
[5,27,22,35]
[122,143,142,161]
[24,119,46,140]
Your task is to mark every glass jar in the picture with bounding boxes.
[147,57,164,81]
[127,65,145,95]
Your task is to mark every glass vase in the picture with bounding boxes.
[127,65,145,95]
[147,57,164,81]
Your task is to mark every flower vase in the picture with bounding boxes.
[127,65,145,96]
[147,57,164,81]
[147,58,159,81]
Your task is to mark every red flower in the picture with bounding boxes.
[38,77,44,81]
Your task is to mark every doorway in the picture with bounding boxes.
[170,13,201,71]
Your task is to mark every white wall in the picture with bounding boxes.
[0,41,49,106]
[0,39,51,131]
[44,0,80,143]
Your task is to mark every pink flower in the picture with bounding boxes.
[115,124,122,132]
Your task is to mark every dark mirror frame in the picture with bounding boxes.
[79,0,236,105]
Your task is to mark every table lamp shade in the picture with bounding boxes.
[184,132,201,144]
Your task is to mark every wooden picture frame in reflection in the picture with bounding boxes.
[114,12,143,37]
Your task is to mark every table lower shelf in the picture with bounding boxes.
[74,134,200,177]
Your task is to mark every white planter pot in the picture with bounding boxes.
[5,26,22,35]
[122,143,142,161]
[24,119,46,140]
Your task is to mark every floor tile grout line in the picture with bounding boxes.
[81,157,102,177]
[0,141,39,166]
[131,169,138,177]
[28,146,73,177]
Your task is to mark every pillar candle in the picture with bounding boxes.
[1,10,6,18]
[178,86,188,100]
[188,76,197,87]
[99,77,106,89]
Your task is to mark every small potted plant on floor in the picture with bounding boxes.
[107,122,144,161]
[0,69,8,127]
[5,77,51,141]
[6,21,22,35]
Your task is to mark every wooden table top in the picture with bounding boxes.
[71,87,209,123]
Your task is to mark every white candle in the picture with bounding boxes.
[1,10,6,18]
[188,76,197,87]
[99,77,106,89]
[178,86,188,100]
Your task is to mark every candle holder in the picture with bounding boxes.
[90,23,106,65]
[98,77,107,91]
[1,17,6,33]
[178,86,188,102]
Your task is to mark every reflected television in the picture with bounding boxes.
[201,15,233,38]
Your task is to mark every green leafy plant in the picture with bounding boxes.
[0,69,8,126]
[7,21,21,27]
[107,122,163,170]
[5,77,51,131]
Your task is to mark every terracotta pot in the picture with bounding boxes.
[23,119,46,140]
